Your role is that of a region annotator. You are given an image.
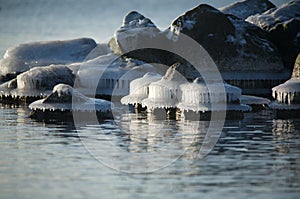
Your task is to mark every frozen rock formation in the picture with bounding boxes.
[141,63,187,111]
[0,38,96,82]
[246,0,300,68]
[270,53,300,116]
[121,72,162,105]
[177,78,251,113]
[108,11,160,56]
[76,53,157,98]
[220,0,275,19]
[0,65,74,100]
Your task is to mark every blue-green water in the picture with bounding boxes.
[0,105,299,199]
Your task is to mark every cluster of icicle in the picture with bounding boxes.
[121,66,251,113]
[272,79,300,104]
[29,84,112,112]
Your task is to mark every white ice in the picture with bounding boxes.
[121,72,162,105]
[272,78,300,104]
[0,38,97,77]
[29,84,112,112]
[220,0,274,19]
[246,0,300,29]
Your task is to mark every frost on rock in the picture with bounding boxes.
[142,64,187,110]
[246,0,300,30]
[76,53,157,97]
[177,78,251,112]
[29,84,112,112]
[0,65,74,98]
[121,72,162,105]
[220,0,275,19]
[108,11,160,56]
[0,38,96,79]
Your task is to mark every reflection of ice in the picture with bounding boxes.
[272,119,295,153]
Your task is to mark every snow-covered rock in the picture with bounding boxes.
[0,65,74,99]
[246,0,300,68]
[0,38,96,82]
[29,84,113,121]
[108,11,160,56]
[220,0,275,19]
[121,72,162,105]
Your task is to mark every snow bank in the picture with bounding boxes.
[29,84,112,112]
[0,38,96,77]
[240,95,270,105]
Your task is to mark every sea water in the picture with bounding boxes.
[0,105,299,199]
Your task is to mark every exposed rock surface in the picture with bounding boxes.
[170,4,284,72]
[246,0,300,68]
[220,0,275,19]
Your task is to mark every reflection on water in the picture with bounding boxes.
[0,105,300,198]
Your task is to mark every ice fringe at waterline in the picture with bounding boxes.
[177,78,251,113]
[0,65,74,99]
[270,53,300,112]
[29,84,112,113]
[0,38,97,81]
[76,53,157,97]
[121,72,162,105]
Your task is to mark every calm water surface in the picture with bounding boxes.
[0,104,299,199]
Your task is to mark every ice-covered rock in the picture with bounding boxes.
[0,65,74,100]
[220,0,275,19]
[29,84,113,121]
[177,78,251,113]
[108,11,160,56]
[0,38,96,82]
[271,53,300,115]
[142,63,187,110]
[170,4,284,72]
[246,0,300,68]
[76,53,157,98]
[121,72,162,105]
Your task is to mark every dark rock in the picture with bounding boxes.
[246,0,300,68]
[220,0,275,19]
[170,4,284,72]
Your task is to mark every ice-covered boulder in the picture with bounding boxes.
[220,0,275,19]
[108,11,160,56]
[170,4,283,72]
[270,53,300,117]
[76,53,157,98]
[178,78,251,113]
[29,84,113,121]
[121,72,162,106]
[0,38,96,82]
[246,0,300,68]
[0,65,74,100]
[141,63,187,112]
